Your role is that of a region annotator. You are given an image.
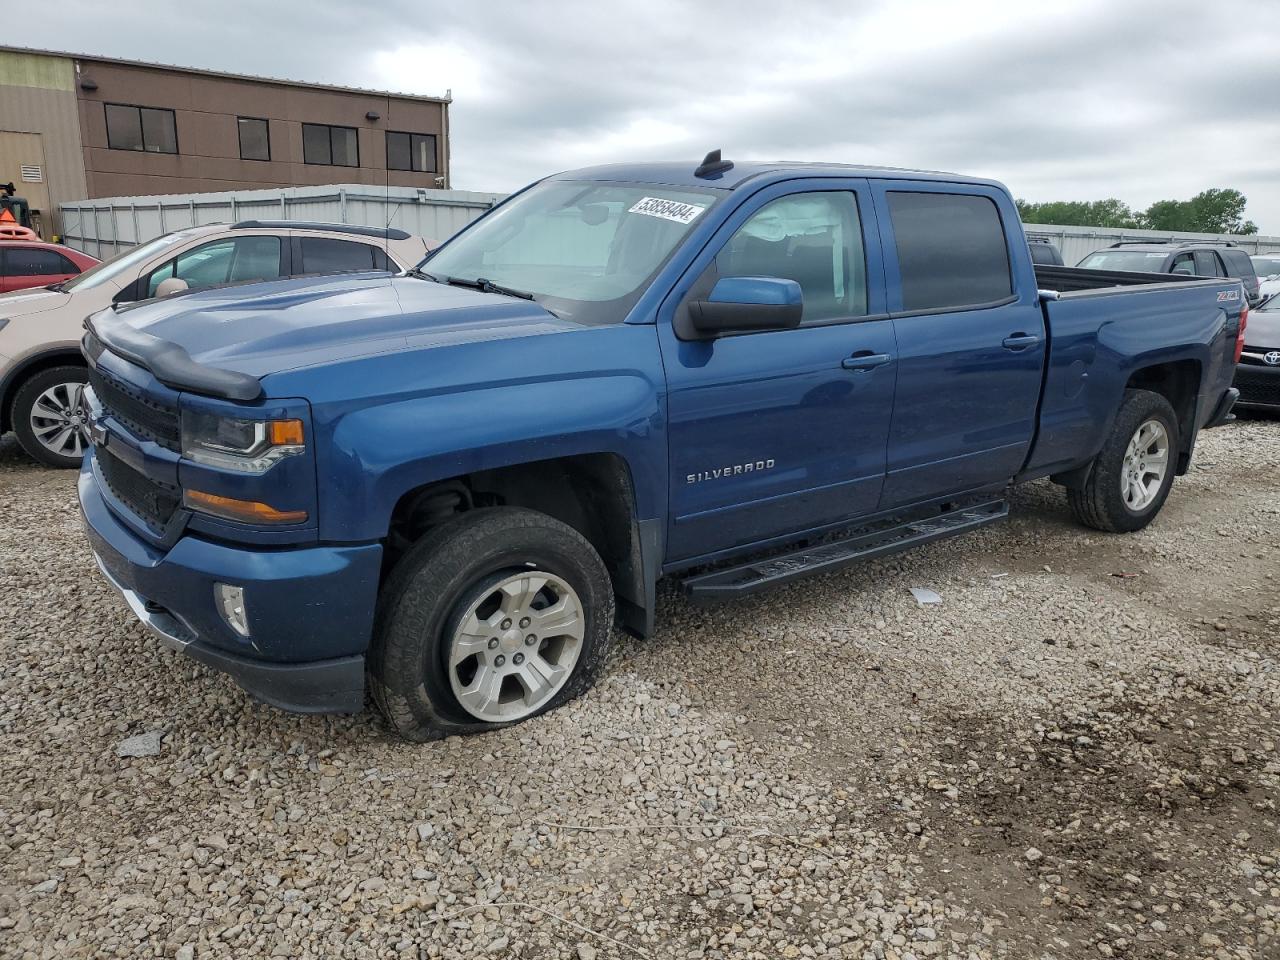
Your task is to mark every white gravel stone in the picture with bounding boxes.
[0,422,1276,958]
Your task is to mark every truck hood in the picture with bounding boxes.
[88,273,581,398]
[1247,306,1280,350]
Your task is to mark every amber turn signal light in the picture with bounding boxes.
[268,419,305,446]
[183,489,308,525]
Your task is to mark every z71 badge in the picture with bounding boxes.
[1217,290,1240,302]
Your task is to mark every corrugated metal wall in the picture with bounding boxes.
[59,184,1280,267]
[1024,223,1280,265]
[59,183,506,258]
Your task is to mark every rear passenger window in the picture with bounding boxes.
[4,248,76,276]
[1194,251,1224,277]
[887,192,1011,312]
[716,191,867,323]
[299,238,390,275]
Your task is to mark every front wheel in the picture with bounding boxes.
[11,366,90,468]
[369,507,616,741]
[1067,389,1179,533]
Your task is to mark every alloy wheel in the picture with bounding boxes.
[29,381,89,461]
[447,570,585,722]
[1120,418,1169,512]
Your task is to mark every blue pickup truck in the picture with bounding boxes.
[77,153,1245,740]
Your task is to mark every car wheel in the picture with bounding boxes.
[368,507,616,741]
[1067,389,1179,533]
[11,366,91,469]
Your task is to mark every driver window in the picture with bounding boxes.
[1170,254,1195,276]
[716,192,867,323]
[146,236,282,297]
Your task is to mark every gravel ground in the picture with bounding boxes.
[1,419,1277,960]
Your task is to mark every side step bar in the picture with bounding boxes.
[681,498,1008,599]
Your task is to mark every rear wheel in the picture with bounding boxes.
[1067,389,1179,533]
[11,366,90,468]
[369,507,615,741]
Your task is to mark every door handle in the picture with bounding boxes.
[841,352,893,372]
[1002,333,1041,351]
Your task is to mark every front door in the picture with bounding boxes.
[871,182,1047,509]
[658,180,898,562]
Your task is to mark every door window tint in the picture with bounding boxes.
[1220,249,1256,280]
[1170,254,1196,276]
[888,191,1012,312]
[1194,250,1224,277]
[3,247,76,276]
[298,238,390,274]
[147,236,282,296]
[716,192,867,323]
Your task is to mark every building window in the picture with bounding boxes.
[105,103,178,154]
[302,123,359,167]
[238,117,271,161]
[386,131,437,173]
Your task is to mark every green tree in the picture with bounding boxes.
[1139,188,1257,234]
[1017,188,1259,234]
[1016,197,1140,228]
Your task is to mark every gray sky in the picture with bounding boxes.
[24,0,1280,231]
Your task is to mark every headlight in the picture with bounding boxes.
[180,410,304,474]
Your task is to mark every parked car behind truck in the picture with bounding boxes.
[78,155,1243,740]
[1078,240,1261,306]
[1235,276,1280,410]
[0,221,431,468]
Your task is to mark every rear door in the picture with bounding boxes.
[871,182,1046,509]
[658,178,897,561]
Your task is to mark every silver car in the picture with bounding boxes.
[1236,276,1280,410]
[0,221,432,467]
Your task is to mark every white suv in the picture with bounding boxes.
[0,221,432,467]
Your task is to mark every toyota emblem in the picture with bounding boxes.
[1266,351,1280,366]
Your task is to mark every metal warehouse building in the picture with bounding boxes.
[0,45,451,238]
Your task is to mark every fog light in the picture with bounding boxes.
[215,583,250,638]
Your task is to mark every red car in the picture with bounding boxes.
[0,240,98,293]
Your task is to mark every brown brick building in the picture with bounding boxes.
[0,46,451,236]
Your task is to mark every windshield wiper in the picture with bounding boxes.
[45,281,66,292]
[443,276,535,300]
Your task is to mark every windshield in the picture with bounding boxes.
[1077,250,1170,272]
[1251,256,1280,278]
[61,232,190,292]
[420,180,720,323]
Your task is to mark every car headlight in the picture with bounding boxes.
[180,411,304,474]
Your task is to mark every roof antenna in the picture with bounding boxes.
[694,149,734,179]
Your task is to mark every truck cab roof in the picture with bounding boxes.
[555,159,1005,192]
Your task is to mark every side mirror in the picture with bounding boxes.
[688,276,803,336]
[154,277,189,298]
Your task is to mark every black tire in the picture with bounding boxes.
[1067,389,1179,533]
[369,507,616,741]
[11,365,90,469]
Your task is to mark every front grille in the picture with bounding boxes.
[97,449,180,533]
[88,367,180,451]
[1234,366,1280,407]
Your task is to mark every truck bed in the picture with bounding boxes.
[1022,266,1243,482]
[1034,264,1211,296]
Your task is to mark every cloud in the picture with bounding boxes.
[22,0,1280,231]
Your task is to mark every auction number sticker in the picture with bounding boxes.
[629,196,707,225]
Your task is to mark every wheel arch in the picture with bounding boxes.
[1,348,87,434]
[385,452,661,638]
[1122,359,1201,474]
